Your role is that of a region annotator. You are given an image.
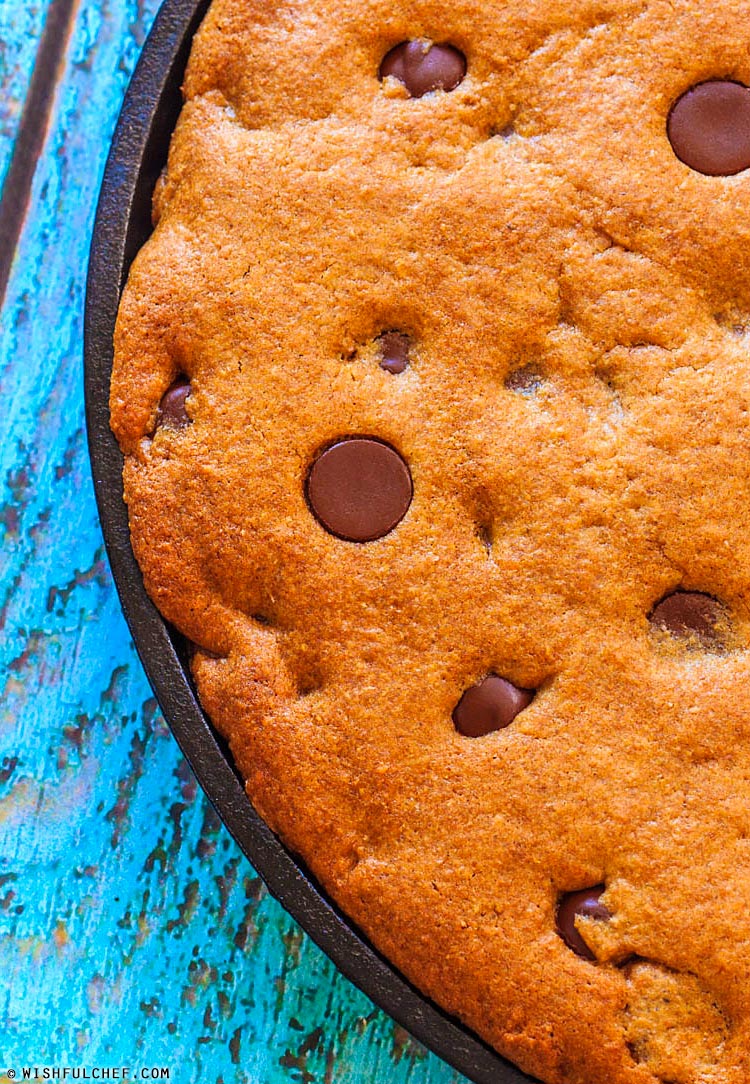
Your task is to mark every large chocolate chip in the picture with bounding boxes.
[378,331,410,374]
[452,675,534,737]
[556,887,610,960]
[649,590,727,647]
[157,377,191,429]
[668,80,750,176]
[379,40,466,99]
[306,438,413,542]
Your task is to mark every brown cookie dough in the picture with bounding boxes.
[111,2,750,1081]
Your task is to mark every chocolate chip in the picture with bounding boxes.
[505,366,543,395]
[306,438,413,542]
[157,377,191,429]
[452,675,534,737]
[378,331,410,374]
[649,590,727,647]
[668,80,750,176]
[556,887,610,960]
[379,40,466,99]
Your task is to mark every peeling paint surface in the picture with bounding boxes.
[0,2,469,1080]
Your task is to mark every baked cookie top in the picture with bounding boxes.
[110,1,750,1081]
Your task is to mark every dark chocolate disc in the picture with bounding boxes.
[556,887,610,960]
[379,40,467,99]
[668,80,750,176]
[306,438,413,542]
[157,377,191,429]
[649,590,727,647]
[378,331,410,374]
[452,675,534,737]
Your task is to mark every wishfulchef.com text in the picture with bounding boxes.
[4,1069,170,1080]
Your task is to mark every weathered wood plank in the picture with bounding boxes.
[0,0,80,305]
[0,2,468,1080]
[0,0,51,193]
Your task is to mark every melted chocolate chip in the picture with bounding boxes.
[668,80,750,176]
[650,590,727,647]
[306,438,413,542]
[505,366,543,395]
[378,331,410,374]
[452,675,534,737]
[556,887,610,960]
[157,377,191,429]
[379,40,466,99]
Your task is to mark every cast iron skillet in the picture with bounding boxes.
[84,3,536,1082]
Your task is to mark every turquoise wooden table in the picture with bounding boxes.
[0,2,470,1079]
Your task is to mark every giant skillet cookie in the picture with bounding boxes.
[111,1,750,1080]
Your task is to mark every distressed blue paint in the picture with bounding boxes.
[0,0,49,192]
[0,3,469,1081]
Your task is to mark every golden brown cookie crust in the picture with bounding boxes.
[111,2,750,1081]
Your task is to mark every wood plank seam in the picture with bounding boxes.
[0,0,79,309]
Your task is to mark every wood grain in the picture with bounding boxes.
[0,0,50,192]
[0,2,467,1080]
[0,0,78,306]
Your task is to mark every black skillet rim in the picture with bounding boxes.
[83,3,536,1081]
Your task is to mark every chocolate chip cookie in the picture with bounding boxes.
[111,1,750,1080]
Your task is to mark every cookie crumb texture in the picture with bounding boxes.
[111,1,750,1081]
